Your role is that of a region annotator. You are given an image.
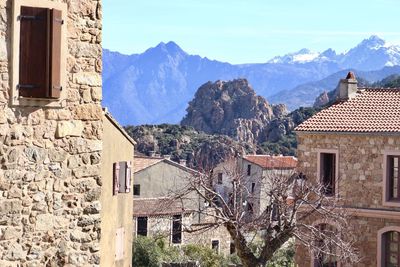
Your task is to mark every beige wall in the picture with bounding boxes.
[100,116,134,267]
[296,132,400,267]
[134,162,200,211]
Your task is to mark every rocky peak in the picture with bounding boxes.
[181,79,287,144]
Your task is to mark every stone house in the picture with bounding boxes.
[0,0,134,266]
[133,156,231,255]
[213,155,297,216]
[295,72,400,266]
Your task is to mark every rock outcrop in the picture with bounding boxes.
[181,79,287,144]
[126,124,255,170]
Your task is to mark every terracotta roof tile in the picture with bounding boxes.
[133,156,163,173]
[133,198,193,217]
[243,155,297,169]
[296,88,400,133]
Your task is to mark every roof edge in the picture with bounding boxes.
[103,108,136,146]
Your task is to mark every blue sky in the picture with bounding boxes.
[103,0,400,64]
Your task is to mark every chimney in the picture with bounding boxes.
[179,159,187,166]
[148,151,156,157]
[162,154,171,160]
[338,71,358,100]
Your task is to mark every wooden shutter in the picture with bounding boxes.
[125,161,132,193]
[19,6,50,98]
[50,9,62,98]
[113,162,120,195]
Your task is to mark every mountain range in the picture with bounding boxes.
[103,35,400,125]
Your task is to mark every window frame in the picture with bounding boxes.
[136,216,148,237]
[211,240,220,253]
[171,214,182,244]
[383,151,400,207]
[317,149,339,198]
[133,184,140,196]
[247,164,251,176]
[11,0,67,107]
[377,226,400,267]
[217,173,223,185]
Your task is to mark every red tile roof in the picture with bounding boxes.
[133,198,194,217]
[243,155,297,169]
[295,88,400,133]
[133,156,163,173]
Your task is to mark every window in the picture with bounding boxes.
[137,217,148,236]
[113,161,132,195]
[247,164,251,176]
[217,173,223,184]
[319,153,336,196]
[211,240,219,253]
[313,224,338,267]
[387,156,400,201]
[382,231,400,267]
[133,184,140,196]
[230,242,236,254]
[12,0,67,106]
[172,215,182,244]
[251,182,256,193]
[115,227,124,261]
[378,227,400,267]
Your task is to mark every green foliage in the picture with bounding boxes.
[132,236,232,267]
[182,244,229,267]
[266,239,295,267]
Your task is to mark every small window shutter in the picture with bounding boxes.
[50,9,62,98]
[113,162,120,195]
[19,6,50,98]
[125,161,132,193]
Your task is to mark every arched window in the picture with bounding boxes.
[378,227,400,267]
[313,223,338,267]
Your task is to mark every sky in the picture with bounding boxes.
[103,0,400,64]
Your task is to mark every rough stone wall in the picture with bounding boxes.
[295,216,400,267]
[297,133,400,210]
[295,132,400,266]
[0,0,103,266]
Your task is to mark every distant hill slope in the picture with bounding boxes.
[103,36,400,125]
[270,66,400,110]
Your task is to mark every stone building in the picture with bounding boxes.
[0,0,134,266]
[133,156,232,255]
[295,72,400,266]
[213,155,297,216]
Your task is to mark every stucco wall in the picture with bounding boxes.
[100,116,134,267]
[134,161,200,211]
[295,132,400,267]
[0,0,103,266]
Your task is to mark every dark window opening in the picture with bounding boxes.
[217,173,223,184]
[314,224,338,267]
[320,153,336,196]
[19,6,62,99]
[211,240,219,253]
[247,202,254,214]
[133,184,140,196]
[247,164,251,176]
[137,217,148,236]
[230,242,236,254]
[172,215,182,244]
[388,156,400,201]
[383,231,400,267]
[251,182,256,193]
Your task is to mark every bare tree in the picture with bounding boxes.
[169,158,359,267]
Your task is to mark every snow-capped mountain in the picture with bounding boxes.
[103,35,400,125]
[268,35,400,71]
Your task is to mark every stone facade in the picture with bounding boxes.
[295,132,400,267]
[0,0,105,266]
